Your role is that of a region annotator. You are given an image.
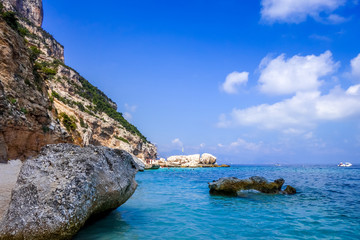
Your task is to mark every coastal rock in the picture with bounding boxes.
[167,154,200,164]
[0,144,138,239]
[200,153,216,164]
[162,153,220,168]
[284,185,296,195]
[220,164,230,167]
[208,176,293,196]
[132,155,145,171]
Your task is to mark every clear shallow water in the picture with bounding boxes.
[75,166,360,239]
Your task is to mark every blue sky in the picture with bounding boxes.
[43,0,360,164]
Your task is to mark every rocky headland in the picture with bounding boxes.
[152,153,230,168]
[209,176,296,196]
[0,144,139,239]
[0,0,157,163]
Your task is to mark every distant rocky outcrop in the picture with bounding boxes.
[155,153,226,168]
[0,0,157,163]
[208,176,296,196]
[0,144,139,239]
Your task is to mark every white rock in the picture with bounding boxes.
[200,153,217,164]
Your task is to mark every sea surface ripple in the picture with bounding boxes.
[75,165,360,239]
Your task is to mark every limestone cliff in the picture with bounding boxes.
[0,0,157,162]
[1,0,43,27]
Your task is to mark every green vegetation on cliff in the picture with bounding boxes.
[75,76,148,142]
[0,6,29,37]
[59,112,77,132]
[1,3,149,143]
[47,61,148,142]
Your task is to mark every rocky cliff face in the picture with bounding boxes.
[0,17,69,163]
[1,0,43,27]
[0,0,157,162]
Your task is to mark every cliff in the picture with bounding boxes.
[1,0,43,27]
[0,0,157,162]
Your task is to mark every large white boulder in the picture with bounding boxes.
[200,153,217,164]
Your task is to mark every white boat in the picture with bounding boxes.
[338,162,352,167]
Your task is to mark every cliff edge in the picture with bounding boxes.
[0,0,157,163]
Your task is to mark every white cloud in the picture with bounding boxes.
[309,34,331,42]
[171,138,183,147]
[124,112,132,121]
[283,128,305,135]
[259,51,338,95]
[326,14,347,24]
[261,0,346,23]
[230,138,262,151]
[125,103,137,112]
[218,84,360,130]
[347,84,360,95]
[200,143,206,148]
[304,132,314,139]
[351,53,360,78]
[221,71,249,94]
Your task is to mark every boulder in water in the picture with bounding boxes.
[284,185,297,195]
[200,153,217,164]
[208,176,295,196]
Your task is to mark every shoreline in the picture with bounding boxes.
[0,160,22,222]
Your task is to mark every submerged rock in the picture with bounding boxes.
[284,185,297,195]
[0,144,139,240]
[209,176,296,196]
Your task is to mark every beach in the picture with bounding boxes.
[0,160,22,221]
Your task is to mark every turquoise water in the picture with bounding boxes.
[75,166,360,239]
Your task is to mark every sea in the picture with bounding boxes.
[75,165,360,239]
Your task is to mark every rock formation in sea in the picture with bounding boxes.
[154,153,227,168]
[0,144,139,239]
[0,0,157,163]
[208,176,296,196]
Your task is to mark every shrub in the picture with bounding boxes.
[42,67,57,76]
[59,112,77,132]
[17,26,29,36]
[1,11,18,30]
[42,125,50,133]
[114,136,130,144]
[9,98,17,104]
[29,46,41,62]
[79,117,88,128]
[20,107,28,114]
[75,102,85,112]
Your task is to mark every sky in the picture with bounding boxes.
[42,0,360,164]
